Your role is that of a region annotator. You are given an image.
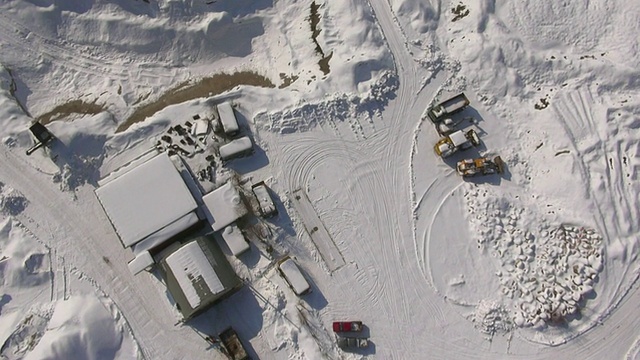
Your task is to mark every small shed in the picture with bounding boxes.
[221,224,250,256]
[201,181,248,232]
[217,102,239,137]
[219,136,253,161]
[26,122,54,155]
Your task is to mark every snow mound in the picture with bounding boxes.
[24,295,131,360]
[0,303,55,359]
[464,186,607,343]
[0,217,139,359]
[0,183,29,217]
[254,71,398,135]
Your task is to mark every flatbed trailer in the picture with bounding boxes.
[337,336,369,349]
[427,93,470,123]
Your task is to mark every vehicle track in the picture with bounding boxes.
[0,10,185,104]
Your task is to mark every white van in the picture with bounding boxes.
[277,257,311,296]
[217,102,239,137]
[219,136,253,161]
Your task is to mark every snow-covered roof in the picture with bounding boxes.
[131,212,200,256]
[165,241,224,309]
[217,102,239,135]
[219,136,253,160]
[221,224,250,256]
[192,119,210,137]
[202,182,248,231]
[95,152,198,247]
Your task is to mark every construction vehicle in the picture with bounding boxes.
[333,321,363,333]
[456,156,505,177]
[436,116,476,136]
[427,93,470,123]
[218,327,249,360]
[434,129,481,158]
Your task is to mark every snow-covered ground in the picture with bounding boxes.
[0,0,639,359]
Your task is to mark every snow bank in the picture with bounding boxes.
[24,295,133,360]
[0,217,138,359]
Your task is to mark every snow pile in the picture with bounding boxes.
[0,218,139,359]
[20,295,135,360]
[468,300,512,338]
[464,187,608,336]
[0,183,28,217]
[254,70,398,136]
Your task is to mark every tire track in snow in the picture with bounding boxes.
[366,0,452,354]
[0,11,183,97]
[553,88,634,248]
[0,13,128,81]
[276,135,397,323]
[367,0,444,344]
[549,89,640,358]
[413,169,463,287]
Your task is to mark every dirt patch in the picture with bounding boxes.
[117,71,275,133]
[452,3,470,22]
[309,1,331,75]
[318,52,333,76]
[534,97,550,110]
[279,73,299,89]
[37,100,105,125]
[5,68,31,116]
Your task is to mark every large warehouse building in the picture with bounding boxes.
[95,152,199,250]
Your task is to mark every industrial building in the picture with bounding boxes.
[159,235,242,320]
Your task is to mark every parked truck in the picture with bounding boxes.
[427,93,470,123]
[434,129,481,158]
[218,327,249,360]
[333,321,363,333]
[337,336,369,349]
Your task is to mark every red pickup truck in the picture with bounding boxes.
[332,321,363,333]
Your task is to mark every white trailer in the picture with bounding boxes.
[219,136,253,161]
[217,102,240,137]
